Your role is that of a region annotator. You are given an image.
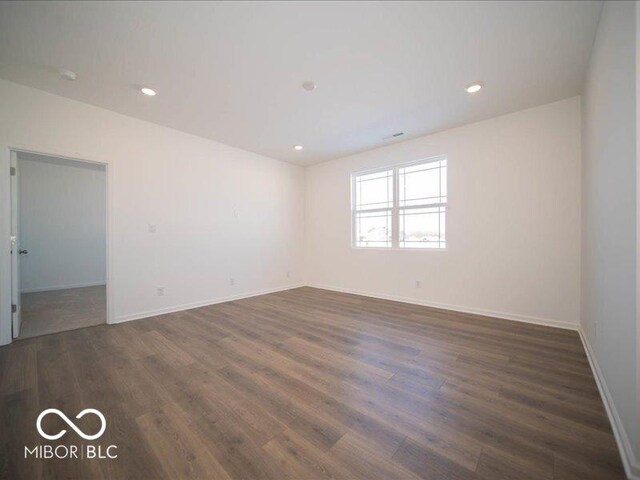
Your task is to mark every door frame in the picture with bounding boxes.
[10,150,20,338]
[0,144,114,345]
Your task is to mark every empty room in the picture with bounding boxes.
[0,1,637,480]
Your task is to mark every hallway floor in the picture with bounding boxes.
[19,285,106,339]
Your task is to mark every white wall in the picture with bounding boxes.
[637,1,640,475]
[18,153,106,293]
[0,79,305,345]
[581,1,639,477]
[305,97,581,328]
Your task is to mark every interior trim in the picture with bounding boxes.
[113,283,305,324]
[579,327,640,480]
[20,281,106,294]
[305,283,578,330]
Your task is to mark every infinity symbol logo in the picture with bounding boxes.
[36,409,106,440]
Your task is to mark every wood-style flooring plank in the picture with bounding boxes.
[0,286,625,479]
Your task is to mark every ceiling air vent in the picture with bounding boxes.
[383,132,405,140]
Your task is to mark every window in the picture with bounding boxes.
[351,156,447,249]
[352,169,393,247]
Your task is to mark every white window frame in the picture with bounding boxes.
[351,155,447,250]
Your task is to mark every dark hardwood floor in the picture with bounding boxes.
[0,287,626,479]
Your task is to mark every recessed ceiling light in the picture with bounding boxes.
[59,68,77,81]
[293,145,304,151]
[466,82,483,94]
[141,87,157,96]
[302,81,316,92]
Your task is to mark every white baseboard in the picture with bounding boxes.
[578,327,640,480]
[21,281,106,294]
[112,283,305,324]
[306,283,578,331]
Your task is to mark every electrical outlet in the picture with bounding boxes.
[229,278,235,286]
[157,286,165,296]
[415,280,422,288]
[286,271,291,278]
[148,224,157,233]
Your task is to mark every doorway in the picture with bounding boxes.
[10,151,107,339]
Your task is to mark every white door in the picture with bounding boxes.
[10,151,21,338]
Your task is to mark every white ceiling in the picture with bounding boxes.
[0,1,602,165]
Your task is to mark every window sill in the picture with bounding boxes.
[351,246,448,252]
